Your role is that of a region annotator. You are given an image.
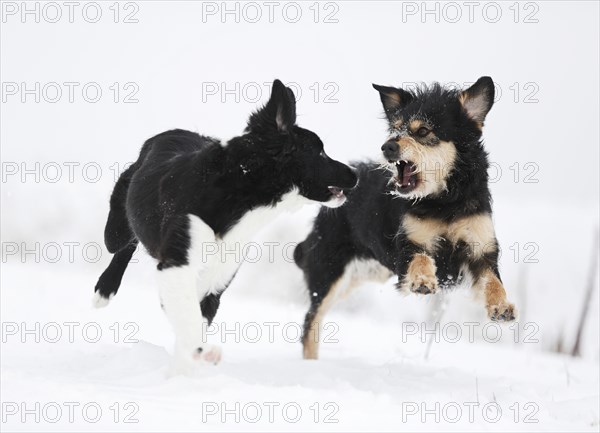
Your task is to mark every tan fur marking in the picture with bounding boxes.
[303,278,344,360]
[403,253,438,293]
[386,92,402,105]
[446,214,496,257]
[459,92,484,128]
[403,215,445,251]
[409,119,423,132]
[476,269,515,321]
[482,270,506,307]
[403,213,496,257]
[394,138,457,196]
[303,260,392,359]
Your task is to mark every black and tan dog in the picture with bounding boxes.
[294,77,516,359]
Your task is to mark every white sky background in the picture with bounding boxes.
[2,1,599,232]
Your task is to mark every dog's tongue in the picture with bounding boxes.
[398,160,411,187]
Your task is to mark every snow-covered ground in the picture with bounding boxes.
[2,261,599,432]
[2,1,599,432]
[2,202,599,432]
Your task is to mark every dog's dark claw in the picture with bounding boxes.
[501,310,516,321]
[414,284,433,294]
[489,304,516,322]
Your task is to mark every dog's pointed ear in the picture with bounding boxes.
[460,77,495,126]
[372,84,413,118]
[247,79,296,134]
[276,85,296,133]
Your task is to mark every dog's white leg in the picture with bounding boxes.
[158,266,221,374]
[158,215,222,375]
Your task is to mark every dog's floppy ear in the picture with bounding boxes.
[372,84,413,119]
[460,77,495,126]
[247,79,296,134]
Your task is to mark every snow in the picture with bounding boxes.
[2,1,599,431]
[2,203,599,431]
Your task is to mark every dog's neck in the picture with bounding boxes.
[221,140,296,204]
[407,142,492,220]
[207,142,301,238]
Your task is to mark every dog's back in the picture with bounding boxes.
[126,131,222,253]
[94,129,221,304]
[295,162,404,273]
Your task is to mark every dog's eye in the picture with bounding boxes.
[416,127,430,137]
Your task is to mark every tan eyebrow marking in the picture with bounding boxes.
[409,119,424,132]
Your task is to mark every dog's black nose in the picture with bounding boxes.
[381,140,400,161]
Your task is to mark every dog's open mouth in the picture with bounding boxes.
[328,186,345,199]
[394,160,418,193]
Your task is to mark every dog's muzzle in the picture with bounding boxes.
[381,140,400,162]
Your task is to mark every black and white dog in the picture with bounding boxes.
[94,79,357,370]
[295,77,517,359]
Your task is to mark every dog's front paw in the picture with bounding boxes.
[487,302,516,322]
[193,344,222,365]
[401,254,439,295]
[169,344,222,376]
[409,273,438,295]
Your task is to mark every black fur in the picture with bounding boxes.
[296,77,512,351]
[94,79,357,316]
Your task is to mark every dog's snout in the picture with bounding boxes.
[336,164,358,189]
[381,140,400,161]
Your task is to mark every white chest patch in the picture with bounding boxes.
[186,188,309,295]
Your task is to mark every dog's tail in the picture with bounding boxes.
[93,141,152,308]
[104,162,139,254]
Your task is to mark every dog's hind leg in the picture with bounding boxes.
[94,163,141,306]
[93,241,138,307]
[296,215,359,359]
[302,268,352,360]
[301,256,393,359]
